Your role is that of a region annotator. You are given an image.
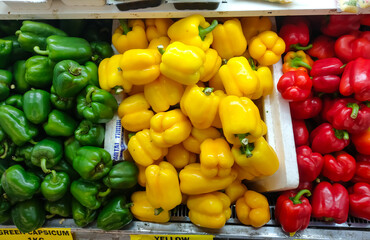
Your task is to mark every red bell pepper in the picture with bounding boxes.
[352,154,370,184]
[311,181,349,223]
[310,123,350,154]
[361,14,370,26]
[320,96,337,123]
[356,153,370,163]
[334,31,370,63]
[310,58,344,93]
[279,17,311,53]
[321,15,362,37]
[277,70,312,102]
[340,57,370,102]
[321,151,356,182]
[275,189,312,236]
[351,128,370,155]
[348,182,370,221]
[289,94,322,120]
[307,35,336,60]
[292,119,309,147]
[296,145,324,182]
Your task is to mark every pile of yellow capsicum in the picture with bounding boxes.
[100,14,285,229]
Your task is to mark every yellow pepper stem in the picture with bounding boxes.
[199,20,218,41]
[119,19,131,35]
[238,134,254,158]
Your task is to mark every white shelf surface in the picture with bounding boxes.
[0,0,369,19]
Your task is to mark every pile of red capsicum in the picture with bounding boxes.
[275,14,370,236]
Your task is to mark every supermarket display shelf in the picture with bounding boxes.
[0,0,369,20]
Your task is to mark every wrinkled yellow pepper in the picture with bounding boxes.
[199,48,222,82]
[240,17,272,43]
[166,143,197,170]
[159,41,205,85]
[145,18,174,42]
[235,190,270,228]
[183,127,222,154]
[200,138,234,178]
[225,179,248,204]
[127,129,168,167]
[232,136,279,180]
[167,14,218,51]
[144,75,184,113]
[148,36,171,50]
[211,18,247,60]
[187,192,231,229]
[150,109,192,148]
[249,63,273,99]
[117,93,154,132]
[131,191,171,223]
[112,19,148,54]
[249,30,285,66]
[146,161,182,211]
[179,163,237,195]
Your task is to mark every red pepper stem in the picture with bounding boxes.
[291,43,313,51]
[334,128,349,140]
[347,102,359,119]
[119,19,131,35]
[198,20,218,41]
[33,46,49,56]
[40,158,51,174]
[290,189,311,205]
[157,45,165,55]
[203,87,214,96]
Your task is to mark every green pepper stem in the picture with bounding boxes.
[203,87,214,96]
[340,64,347,69]
[292,59,312,70]
[119,19,131,35]
[40,158,51,174]
[128,133,136,140]
[324,217,334,222]
[91,54,100,62]
[113,86,124,94]
[29,139,38,145]
[248,58,257,71]
[291,44,313,51]
[46,214,55,219]
[85,87,95,104]
[75,122,91,136]
[290,189,311,205]
[199,20,218,41]
[0,141,8,159]
[69,66,82,76]
[365,101,370,108]
[333,128,349,140]
[157,45,165,55]
[98,188,111,198]
[15,30,21,36]
[33,46,49,56]
[154,207,164,216]
[347,102,359,119]
[51,170,58,183]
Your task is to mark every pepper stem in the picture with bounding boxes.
[98,188,111,198]
[154,207,164,216]
[85,87,95,104]
[289,189,311,205]
[128,133,136,140]
[291,44,313,51]
[69,66,82,76]
[238,134,254,158]
[203,87,214,96]
[75,121,91,136]
[40,158,51,174]
[334,128,349,140]
[46,214,55,219]
[51,170,58,183]
[199,20,218,41]
[33,46,49,56]
[0,141,8,159]
[113,86,124,95]
[248,58,257,71]
[291,59,312,70]
[347,102,359,119]
[119,19,131,35]
[157,45,165,55]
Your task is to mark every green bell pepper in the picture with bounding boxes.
[45,195,72,218]
[0,20,22,37]
[30,138,63,174]
[52,59,90,98]
[97,195,133,231]
[0,183,11,224]
[43,109,78,137]
[0,105,38,146]
[1,164,41,202]
[0,127,5,142]
[12,143,33,162]
[0,138,16,161]
[0,69,13,101]
[41,170,70,202]
[64,136,81,166]
[90,41,114,65]
[16,20,67,53]
[59,19,87,38]
[74,120,105,147]
[103,161,138,190]
[34,35,92,64]
[52,159,80,181]
[70,178,111,210]
[73,146,113,181]
[3,35,31,64]
[50,86,74,111]
[0,39,13,69]
[85,61,99,87]
[11,198,45,233]
[83,20,112,43]
[25,55,54,88]
[12,60,30,94]
[77,85,118,123]
[23,89,51,124]
[5,94,23,110]
[71,197,97,227]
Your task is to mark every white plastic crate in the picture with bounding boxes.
[1,0,52,9]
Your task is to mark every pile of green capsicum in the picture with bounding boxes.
[0,19,138,233]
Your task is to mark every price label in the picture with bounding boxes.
[131,235,214,240]
[0,228,73,240]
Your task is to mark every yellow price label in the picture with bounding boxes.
[131,235,214,240]
[0,228,73,240]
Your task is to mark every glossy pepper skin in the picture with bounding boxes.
[240,16,272,43]
[90,41,114,65]
[3,35,31,65]
[0,69,13,101]
[225,179,248,204]
[235,190,270,228]
[278,17,311,52]
[307,35,336,60]
[112,19,148,54]
[292,119,309,147]
[348,182,370,221]
[25,55,54,88]
[296,145,324,182]
[322,151,356,182]
[103,161,138,190]
[71,198,97,227]
[4,94,23,110]
[43,109,78,137]
[249,30,285,66]
[130,191,170,223]
[289,94,322,120]
[199,48,222,82]
[351,128,370,155]
[73,146,113,181]
[321,15,362,37]
[211,18,247,60]
[340,57,370,102]
[41,170,70,202]
[277,70,312,102]
[45,195,72,218]
[12,143,33,162]
[22,89,51,125]
[12,60,30,94]
[166,143,196,170]
[187,191,231,229]
[311,181,349,223]
[159,41,205,85]
[118,93,154,132]
[33,35,93,64]
[74,120,105,147]
[334,31,370,63]
[282,51,313,74]
[11,198,45,233]
[31,138,63,174]
[49,86,74,111]
[310,123,350,154]
[145,18,173,42]
[0,105,38,146]
[183,127,221,154]
[168,14,218,51]
[310,58,344,93]
[0,39,12,69]
[275,189,312,236]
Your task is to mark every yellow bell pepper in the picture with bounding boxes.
[143,75,184,113]
[131,191,171,223]
[112,19,148,54]
[249,63,273,99]
[208,73,226,92]
[183,126,222,154]
[159,41,205,85]
[145,18,174,42]
[180,85,221,129]
[179,163,237,195]
[235,190,270,228]
[117,93,154,132]
[136,159,162,187]
[98,54,132,93]
[167,14,218,51]
[150,109,192,148]
[127,85,144,96]
[240,17,272,43]
[232,136,279,180]
[249,30,286,66]
[211,18,247,60]
[166,143,197,170]
[200,138,234,178]
[127,129,168,167]
[219,95,266,145]
[225,179,248,204]
[148,36,170,50]
[187,192,231,229]
[146,161,182,211]
[199,48,222,82]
